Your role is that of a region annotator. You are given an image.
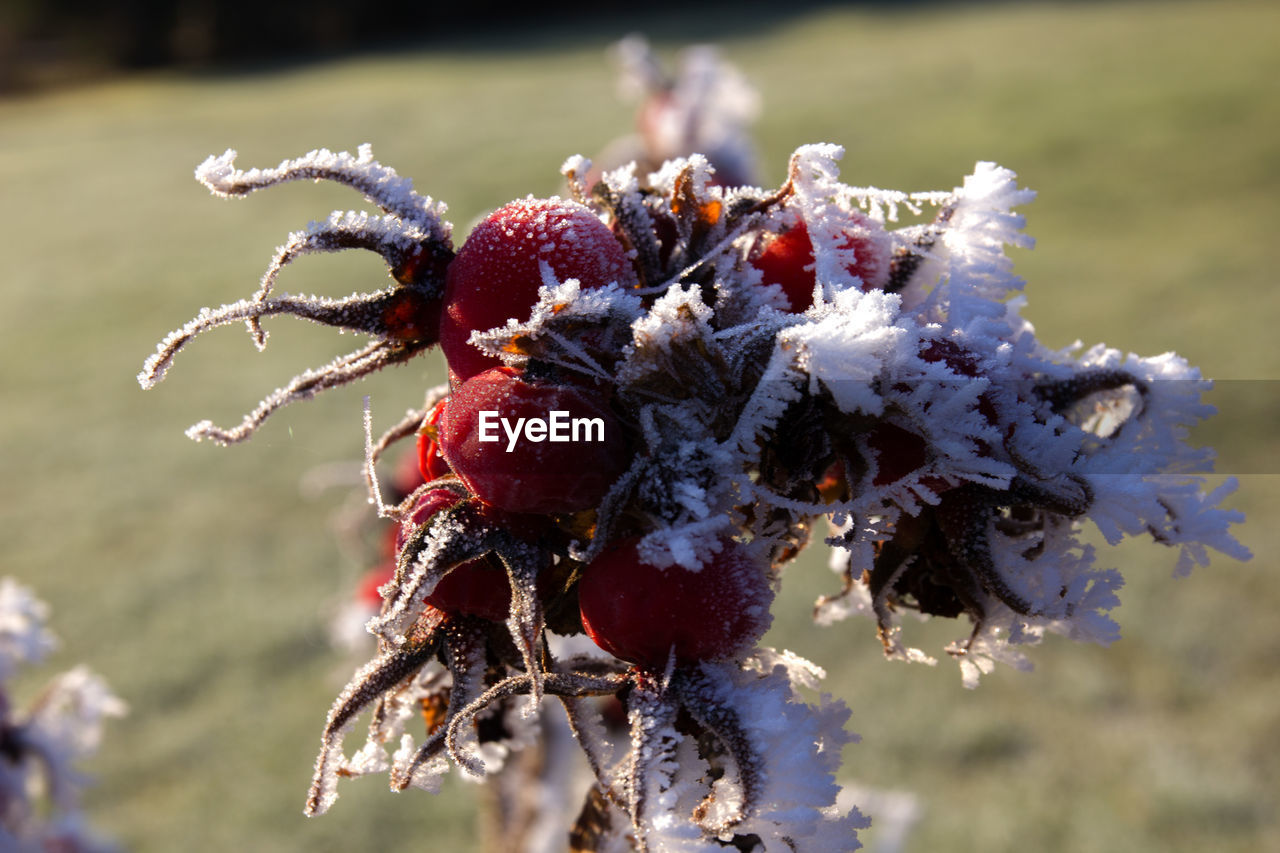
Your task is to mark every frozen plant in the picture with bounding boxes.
[139,138,1247,850]
[0,578,127,853]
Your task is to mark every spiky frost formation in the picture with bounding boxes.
[763,145,1249,683]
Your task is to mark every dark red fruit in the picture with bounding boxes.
[394,487,512,621]
[425,558,513,623]
[752,215,891,311]
[919,337,981,377]
[416,398,452,482]
[577,537,774,668]
[438,366,630,515]
[439,198,639,381]
[394,487,462,555]
[866,422,929,486]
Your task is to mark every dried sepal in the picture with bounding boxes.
[673,667,763,836]
[142,145,454,444]
[245,210,450,347]
[359,384,449,517]
[306,607,446,816]
[495,541,552,714]
[390,616,490,789]
[619,670,681,850]
[569,784,628,853]
[446,670,627,778]
[196,145,450,235]
[181,337,420,445]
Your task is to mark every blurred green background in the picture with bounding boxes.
[2,1,1278,850]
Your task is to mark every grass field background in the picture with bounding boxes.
[2,1,1278,850]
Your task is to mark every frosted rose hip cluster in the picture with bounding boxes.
[140,141,1246,851]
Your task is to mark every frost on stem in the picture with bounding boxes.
[140,145,454,444]
[195,145,450,235]
[148,133,1247,850]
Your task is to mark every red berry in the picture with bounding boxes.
[752,215,891,311]
[919,337,981,377]
[394,487,512,621]
[416,398,452,482]
[866,422,929,486]
[393,487,465,556]
[438,366,630,515]
[577,537,774,667]
[425,558,513,622]
[439,198,639,381]
[864,421,957,494]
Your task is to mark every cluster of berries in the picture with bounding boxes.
[140,138,1245,851]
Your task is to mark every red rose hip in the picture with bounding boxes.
[394,487,513,622]
[439,197,639,381]
[577,537,774,668]
[752,214,891,311]
[438,366,630,515]
[416,398,452,483]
